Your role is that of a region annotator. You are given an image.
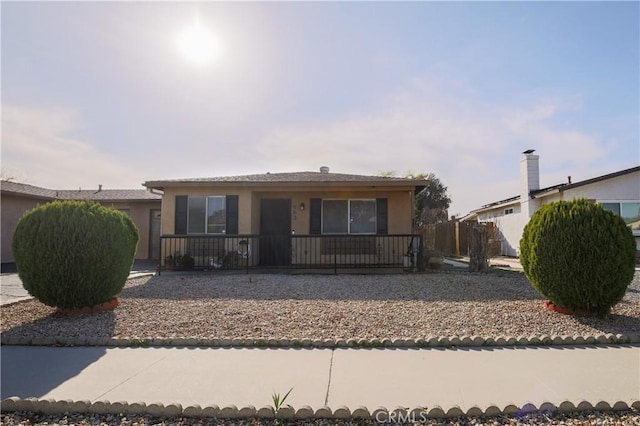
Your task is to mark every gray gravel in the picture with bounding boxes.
[1,271,639,342]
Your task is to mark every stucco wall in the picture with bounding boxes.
[1,195,46,263]
[97,200,160,260]
[477,204,524,257]
[563,171,640,201]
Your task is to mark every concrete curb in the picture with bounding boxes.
[1,397,639,420]
[1,333,638,348]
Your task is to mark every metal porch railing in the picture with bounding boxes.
[158,234,422,274]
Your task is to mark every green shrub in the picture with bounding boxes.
[12,200,139,309]
[520,199,636,315]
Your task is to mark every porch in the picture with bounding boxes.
[159,234,422,273]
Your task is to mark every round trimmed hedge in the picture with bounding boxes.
[520,199,636,315]
[12,200,139,309]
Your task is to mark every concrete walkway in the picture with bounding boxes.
[444,256,524,271]
[0,274,31,306]
[0,264,157,306]
[2,345,639,411]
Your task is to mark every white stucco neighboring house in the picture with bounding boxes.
[462,151,640,257]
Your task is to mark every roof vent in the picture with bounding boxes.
[319,166,330,174]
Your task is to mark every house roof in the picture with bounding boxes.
[470,165,640,214]
[0,181,58,200]
[144,171,427,190]
[530,165,640,198]
[1,180,161,202]
[58,189,161,201]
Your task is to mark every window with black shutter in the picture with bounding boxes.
[173,194,239,234]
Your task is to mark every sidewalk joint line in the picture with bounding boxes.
[92,352,170,402]
[324,348,335,406]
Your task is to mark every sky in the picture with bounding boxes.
[2,1,639,216]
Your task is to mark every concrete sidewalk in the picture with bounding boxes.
[2,345,638,412]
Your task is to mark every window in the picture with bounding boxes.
[504,208,514,215]
[188,196,226,234]
[322,199,376,234]
[188,197,206,233]
[350,200,377,233]
[601,202,620,215]
[621,203,640,230]
[207,197,226,233]
[175,195,238,235]
[602,202,640,231]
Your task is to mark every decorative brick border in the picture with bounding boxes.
[1,397,639,420]
[1,333,638,348]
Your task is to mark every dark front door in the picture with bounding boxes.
[260,199,291,266]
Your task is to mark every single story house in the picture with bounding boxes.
[462,151,640,257]
[143,167,427,270]
[1,180,162,264]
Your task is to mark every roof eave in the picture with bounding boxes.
[471,197,521,214]
[0,190,57,201]
[143,180,424,190]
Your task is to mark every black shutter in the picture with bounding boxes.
[310,198,322,235]
[175,195,188,235]
[226,195,239,235]
[376,198,388,235]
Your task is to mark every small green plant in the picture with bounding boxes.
[272,387,293,413]
[12,200,139,309]
[520,199,636,315]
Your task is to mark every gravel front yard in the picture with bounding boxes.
[1,271,639,343]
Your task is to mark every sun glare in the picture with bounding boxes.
[176,23,221,65]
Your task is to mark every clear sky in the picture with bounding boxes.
[2,1,638,216]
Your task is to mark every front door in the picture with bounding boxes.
[260,199,291,266]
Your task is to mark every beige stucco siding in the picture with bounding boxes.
[160,185,416,235]
[98,201,159,260]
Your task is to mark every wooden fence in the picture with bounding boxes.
[421,221,500,257]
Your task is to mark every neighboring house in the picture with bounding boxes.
[1,181,162,264]
[463,151,640,257]
[143,167,427,270]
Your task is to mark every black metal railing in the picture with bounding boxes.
[159,234,422,274]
